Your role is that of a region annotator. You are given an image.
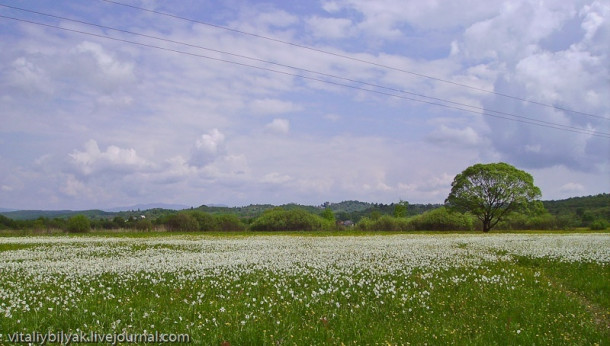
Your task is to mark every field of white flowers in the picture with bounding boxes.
[0,233,608,344]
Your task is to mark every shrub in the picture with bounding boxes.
[166,213,199,232]
[215,214,246,232]
[134,219,154,231]
[250,208,331,231]
[321,208,335,223]
[356,215,409,231]
[187,211,218,231]
[409,207,474,231]
[590,219,609,230]
[66,215,91,233]
[496,212,557,230]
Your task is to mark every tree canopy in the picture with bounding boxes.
[445,162,541,232]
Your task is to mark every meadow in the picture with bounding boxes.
[0,233,608,345]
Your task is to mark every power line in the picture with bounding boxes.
[99,0,609,121]
[1,14,609,139]
[2,4,604,136]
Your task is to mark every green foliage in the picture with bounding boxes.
[0,214,17,230]
[166,212,199,232]
[370,210,382,221]
[215,214,246,232]
[589,219,609,230]
[321,208,335,223]
[66,214,91,233]
[393,200,408,218]
[446,162,542,232]
[134,219,153,231]
[356,215,410,231]
[409,207,474,231]
[187,211,218,231]
[250,208,332,231]
[113,216,126,227]
[543,194,610,227]
[496,212,557,230]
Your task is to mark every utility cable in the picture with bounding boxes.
[1,14,609,139]
[99,0,609,121]
[1,4,608,137]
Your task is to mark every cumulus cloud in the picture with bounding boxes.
[261,172,292,184]
[398,173,455,201]
[559,182,585,193]
[190,129,227,167]
[1,1,608,209]
[69,140,150,176]
[455,0,610,172]
[60,174,91,197]
[265,118,290,134]
[9,57,53,95]
[307,16,354,39]
[427,125,481,147]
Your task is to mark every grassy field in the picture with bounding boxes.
[0,233,608,345]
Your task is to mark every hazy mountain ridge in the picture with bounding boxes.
[1,194,607,221]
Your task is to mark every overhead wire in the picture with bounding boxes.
[1,4,606,137]
[99,0,610,122]
[0,12,609,138]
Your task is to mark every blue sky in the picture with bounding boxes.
[1,0,609,210]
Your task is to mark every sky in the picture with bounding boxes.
[1,0,609,210]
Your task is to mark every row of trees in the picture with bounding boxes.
[1,163,607,233]
[3,204,606,234]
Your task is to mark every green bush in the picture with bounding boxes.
[0,215,17,230]
[590,219,609,230]
[134,219,154,231]
[250,208,331,231]
[409,207,474,231]
[66,215,91,233]
[356,215,409,231]
[166,212,199,232]
[187,211,218,231]
[215,214,245,232]
[496,212,557,230]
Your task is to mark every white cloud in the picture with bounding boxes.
[261,172,292,184]
[453,0,610,172]
[427,125,481,147]
[399,173,455,201]
[307,16,354,39]
[249,99,301,115]
[201,154,249,179]
[190,129,227,167]
[324,113,341,122]
[1,0,608,209]
[265,118,290,134]
[559,182,585,193]
[9,57,53,95]
[60,174,91,197]
[69,140,150,176]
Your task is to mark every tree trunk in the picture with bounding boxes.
[483,219,492,232]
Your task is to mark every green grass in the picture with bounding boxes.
[0,234,608,345]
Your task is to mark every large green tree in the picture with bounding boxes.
[445,162,541,232]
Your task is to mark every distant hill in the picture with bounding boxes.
[0,208,178,221]
[0,209,112,221]
[104,203,190,212]
[2,194,607,222]
[543,193,609,224]
[328,200,373,213]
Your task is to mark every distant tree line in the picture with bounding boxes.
[1,199,608,234]
[1,161,608,234]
